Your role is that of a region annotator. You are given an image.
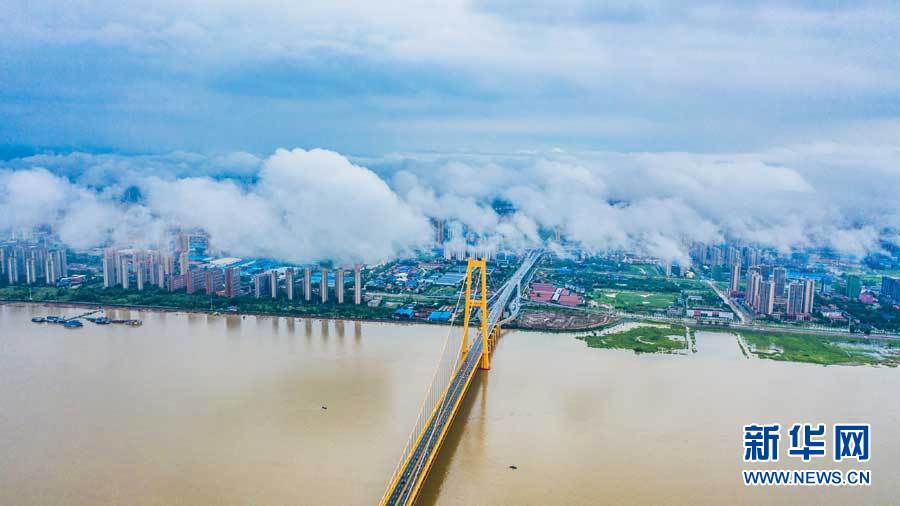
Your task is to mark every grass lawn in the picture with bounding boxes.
[578,323,688,354]
[619,263,665,277]
[736,329,899,366]
[424,285,460,297]
[592,289,675,312]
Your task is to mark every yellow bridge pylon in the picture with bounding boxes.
[460,257,494,370]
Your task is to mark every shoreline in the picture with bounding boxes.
[0,298,433,327]
[0,299,596,335]
[0,298,595,333]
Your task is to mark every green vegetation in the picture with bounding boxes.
[586,283,724,314]
[592,289,675,313]
[588,276,687,293]
[578,323,688,354]
[550,258,665,277]
[817,294,900,333]
[538,254,728,314]
[617,263,664,277]
[736,329,900,367]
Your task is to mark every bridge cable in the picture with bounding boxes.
[380,272,468,503]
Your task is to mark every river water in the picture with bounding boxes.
[1,303,898,505]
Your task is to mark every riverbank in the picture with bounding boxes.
[734,327,900,366]
[0,298,590,334]
[0,299,438,328]
[571,320,900,367]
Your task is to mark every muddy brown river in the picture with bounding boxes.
[1,303,897,505]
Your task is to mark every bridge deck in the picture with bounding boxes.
[381,250,541,506]
[384,338,484,505]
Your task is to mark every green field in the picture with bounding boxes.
[592,289,675,313]
[736,329,900,367]
[578,323,688,354]
[618,263,664,277]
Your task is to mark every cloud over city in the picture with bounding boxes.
[2,142,899,264]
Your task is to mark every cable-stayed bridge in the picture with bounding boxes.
[379,249,542,506]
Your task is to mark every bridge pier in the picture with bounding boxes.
[460,258,491,370]
[380,250,543,506]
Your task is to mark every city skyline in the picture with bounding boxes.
[2,144,899,266]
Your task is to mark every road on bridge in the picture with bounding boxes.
[382,250,542,506]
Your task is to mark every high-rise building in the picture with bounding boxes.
[354,265,362,305]
[205,268,224,295]
[224,267,241,298]
[802,279,815,314]
[178,251,190,276]
[773,267,786,298]
[57,249,67,278]
[759,264,772,281]
[303,267,312,302]
[102,248,117,288]
[730,263,741,294]
[25,257,36,285]
[726,246,741,267]
[320,268,329,303]
[758,280,776,315]
[44,253,57,285]
[253,272,270,299]
[120,255,130,289]
[145,252,156,287]
[135,256,145,291]
[269,269,278,298]
[285,268,294,300]
[168,273,187,292]
[846,275,861,299]
[335,268,345,304]
[7,254,19,284]
[185,269,205,294]
[709,246,724,267]
[162,254,175,288]
[746,267,761,310]
[432,218,446,244]
[690,243,704,264]
[157,262,166,289]
[743,247,759,268]
[787,281,804,316]
[177,231,209,256]
[882,276,900,303]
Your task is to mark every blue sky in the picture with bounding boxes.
[2,0,900,157]
[3,1,900,262]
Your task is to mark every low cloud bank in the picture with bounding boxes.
[2,144,897,264]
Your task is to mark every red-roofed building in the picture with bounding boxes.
[531,282,555,292]
[530,290,554,302]
[557,289,583,307]
[530,281,582,306]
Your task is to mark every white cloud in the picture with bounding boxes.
[2,141,898,264]
[5,0,899,97]
[389,141,900,262]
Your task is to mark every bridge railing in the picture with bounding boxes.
[379,249,542,504]
[379,286,469,504]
